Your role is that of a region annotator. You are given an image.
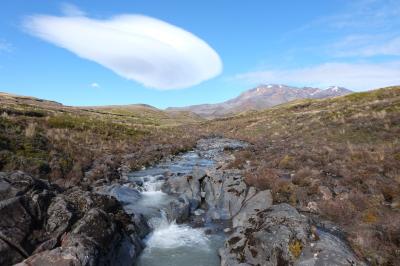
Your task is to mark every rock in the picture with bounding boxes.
[232,188,272,228]
[96,184,141,206]
[203,169,251,220]
[166,195,190,223]
[220,204,310,266]
[194,209,205,216]
[0,171,144,266]
[296,228,366,266]
[319,186,332,200]
[0,197,32,265]
[306,201,319,213]
[162,174,202,212]
[45,196,73,239]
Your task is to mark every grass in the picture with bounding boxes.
[204,86,400,265]
[0,93,202,185]
[1,86,399,264]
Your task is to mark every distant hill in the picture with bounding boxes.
[0,92,203,126]
[167,84,352,118]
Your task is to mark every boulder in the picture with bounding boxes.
[0,171,144,266]
[220,204,310,266]
[45,196,73,239]
[232,187,273,227]
[165,195,190,223]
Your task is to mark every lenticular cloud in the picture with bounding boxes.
[24,13,222,90]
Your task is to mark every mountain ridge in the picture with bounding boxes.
[167,84,352,118]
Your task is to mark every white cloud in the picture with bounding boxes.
[23,10,222,90]
[90,82,100,88]
[235,61,400,91]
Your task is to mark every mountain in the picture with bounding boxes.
[167,84,352,118]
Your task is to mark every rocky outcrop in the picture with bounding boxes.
[220,204,310,266]
[220,203,365,266]
[0,171,144,266]
[160,139,364,266]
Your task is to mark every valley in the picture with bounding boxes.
[0,86,399,265]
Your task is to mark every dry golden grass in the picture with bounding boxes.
[205,86,400,265]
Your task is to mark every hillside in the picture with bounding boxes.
[204,86,400,264]
[1,87,399,264]
[0,92,202,186]
[168,84,352,118]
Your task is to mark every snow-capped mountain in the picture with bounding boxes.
[167,84,352,118]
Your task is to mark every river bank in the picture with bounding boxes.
[1,137,365,265]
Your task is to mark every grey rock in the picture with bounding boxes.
[220,204,310,266]
[45,196,73,238]
[232,187,272,228]
[296,229,366,266]
[0,171,143,266]
[166,195,190,223]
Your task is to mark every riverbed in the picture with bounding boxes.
[101,138,247,266]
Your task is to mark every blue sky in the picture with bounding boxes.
[1,0,400,108]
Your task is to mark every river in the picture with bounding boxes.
[101,138,247,266]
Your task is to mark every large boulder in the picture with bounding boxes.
[162,169,206,212]
[0,171,144,266]
[0,197,31,265]
[165,195,191,223]
[220,204,310,266]
[202,169,272,221]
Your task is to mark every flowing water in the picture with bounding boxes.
[130,150,223,266]
[104,139,246,266]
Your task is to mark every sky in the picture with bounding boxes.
[0,0,400,108]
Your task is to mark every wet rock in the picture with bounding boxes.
[162,173,203,212]
[194,209,205,216]
[96,184,141,206]
[166,195,190,223]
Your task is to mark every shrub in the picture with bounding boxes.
[289,240,303,258]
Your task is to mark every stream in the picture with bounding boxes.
[100,138,247,266]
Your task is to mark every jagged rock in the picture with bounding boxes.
[220,204,310,266]
[0,197,31,265]
[162,171,204,212]
[166,195,190,223]
[232,187,273,227]
[0,171,144,266]
[295,228,366,266]
[45,196,73,239]
[203,169,249,220]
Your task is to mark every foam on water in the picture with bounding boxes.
[146,212,210,250]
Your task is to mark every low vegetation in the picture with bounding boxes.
[206,86,400,265]
[1,87,399,264]
[0,93,202,187]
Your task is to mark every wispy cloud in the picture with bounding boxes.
[23,5,222,90]
[90,82,100,88]
[235,61,400,91]
[300,0,400,32]
[240,0,400,90]
[330,35,400,57]
[285,0,400,59]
